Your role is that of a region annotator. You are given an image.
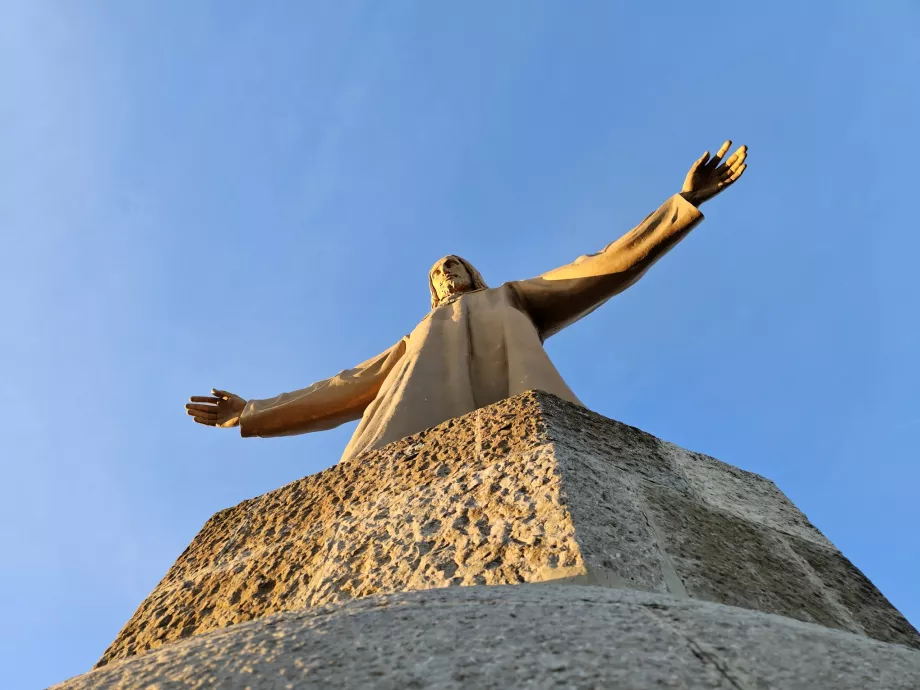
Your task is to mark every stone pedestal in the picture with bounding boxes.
[56,391,920,688]
[54,586,920,690]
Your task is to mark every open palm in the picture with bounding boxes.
[185,389,246,428]
[681,140,747,207]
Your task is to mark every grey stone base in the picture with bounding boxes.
[53,585,920,690]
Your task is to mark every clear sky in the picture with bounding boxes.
[2,2,918,687]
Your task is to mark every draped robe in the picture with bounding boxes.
[240,194,703,462]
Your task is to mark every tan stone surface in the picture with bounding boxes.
[98,390,919,669]
[98,392,586,667]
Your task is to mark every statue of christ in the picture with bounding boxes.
[186,141,747,463]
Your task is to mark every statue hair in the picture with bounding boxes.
[429,255,489,309]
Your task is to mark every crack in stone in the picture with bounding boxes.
[641,605,753,690]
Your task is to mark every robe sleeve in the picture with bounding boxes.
[239,336,409,438]
[511,194,704,339]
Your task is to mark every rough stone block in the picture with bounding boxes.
[95,391,919,668]
[641,483,857,629]
[666,442,835,547]
[787,534,920,645]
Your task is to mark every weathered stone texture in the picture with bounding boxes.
[96,391,919,668]
[56,585,920,690]
[96,394,580,667]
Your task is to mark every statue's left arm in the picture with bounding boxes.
[512,140,746,339]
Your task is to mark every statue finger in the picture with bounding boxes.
[709,140,731,167]
[190,396,220,404]
[187,408,218,420]
[211,388,234,399]
[730,147,748,166]
[691,151,710,171]
[719,154,737,170]
[721,147,746,170]
[186,403,219,414]
[720,164,746,188]
[720,158,746,179]
[193,417,216,427]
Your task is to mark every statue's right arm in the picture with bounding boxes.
[510,195,704,340]
[510,141,747,341]
[238,337,409,438]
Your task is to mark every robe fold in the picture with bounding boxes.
[240,194,703,462]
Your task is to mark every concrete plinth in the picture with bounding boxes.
[89,390,919,674]
[55,585,920,690]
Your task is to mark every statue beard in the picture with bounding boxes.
[440,276,471,299]
[446,277,470,294]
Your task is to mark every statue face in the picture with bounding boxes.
[430,256,473,302]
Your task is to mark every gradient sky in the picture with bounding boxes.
[2,2,919,687]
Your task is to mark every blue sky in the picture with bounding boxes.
[2,2,918,687]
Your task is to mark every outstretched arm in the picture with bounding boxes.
[513,141,747,339]
[185,337,409,438]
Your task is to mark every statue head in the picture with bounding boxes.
[429,255,488,309]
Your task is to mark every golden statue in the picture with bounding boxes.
[187,141,747,462]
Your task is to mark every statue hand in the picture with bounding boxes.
[680,140,747,207]
[185,389,246,428]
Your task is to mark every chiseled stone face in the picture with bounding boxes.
[429,255,473,302]
[95,391,920,669]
